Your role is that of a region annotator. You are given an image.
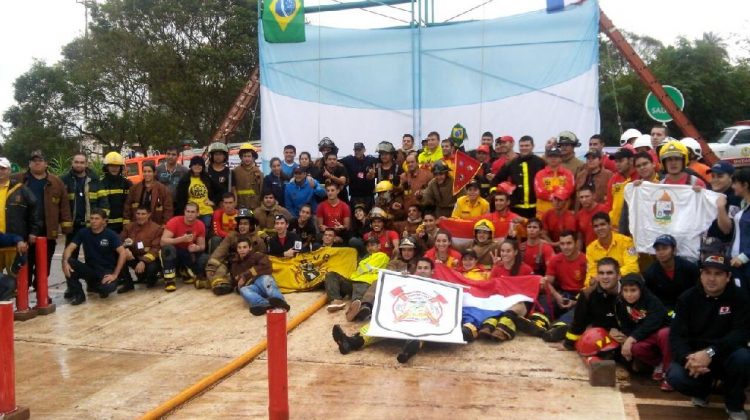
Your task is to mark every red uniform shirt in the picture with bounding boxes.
[165,216,206,250]
[364,230,400,255]
[661,173,706,187]
[316,200,351,228]
[522,241,555,272]
[542,208,577,242]
[546,252,588,292]
[490,262,534,278]
[212,208,237,238]
[576,203,608,246]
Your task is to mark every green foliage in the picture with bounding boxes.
[2,0,258,162]
[599,32,750,144]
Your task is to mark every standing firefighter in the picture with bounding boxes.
[232,143,263,211]
[207,142,231,196]
[100,151,132,233]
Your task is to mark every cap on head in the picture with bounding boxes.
[709,161,734,176]
[551,187,570,201]
[353,142,365,151]
[620,273,645,289]
[476,145,490,154]
[652,234,677,248]
[496,135,514,144]
[584,149,602,159]
[29,150,46,161]
[609,147,634,161]
[0,157,10,169]
[701,253,730,272]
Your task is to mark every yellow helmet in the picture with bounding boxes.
[103,151,124,166]
[658,140,688,166]
[375,180,394,193]
[239,143,259,157]
[473,219,496,238]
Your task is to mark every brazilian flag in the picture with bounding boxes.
[263,0,306,43]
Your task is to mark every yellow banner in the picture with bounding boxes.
[270,247,358,293]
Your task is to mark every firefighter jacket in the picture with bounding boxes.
[565,283,619,343]
[123,181,174,225]
[230,251,273,284]
[15,172,72,238]
[422,176,457,218]
[496,154,546,212]
[351,251,390,285]
[585,232,639,286]
[534,165,574,215]
[253,204,293,234]
[2,178,42,239]
[99,172,132,228]
[61,168,108,226]
[615,289,669,341]
[119,220,163,263]
[232,164,263,210]
[207,231,266,272]
[670,283,750,365]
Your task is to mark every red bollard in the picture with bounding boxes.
[1,301,31,419]
[33,238,55,316]
[267,309,289,420]
[13,265,36,322]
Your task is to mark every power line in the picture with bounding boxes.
[328,0,411,24]
[445,0,495,22]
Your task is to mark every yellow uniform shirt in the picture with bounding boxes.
[0,182,9,233]
[188,176,213,216]
[585,232,638,286]
[418,147,444,169]
[451,196,490,219]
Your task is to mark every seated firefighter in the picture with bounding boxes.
[62,208,128,305]
[117,205,163,292]
[232,238,290,315]
[205,208,267,295]
[159,202,209,292]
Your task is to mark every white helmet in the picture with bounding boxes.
[680,137,702,160]
[619,128,642,146]
[632,134,653,150]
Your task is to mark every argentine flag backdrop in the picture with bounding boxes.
[260,0,600,159]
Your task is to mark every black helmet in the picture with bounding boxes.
[432,161,450,174]
[318,137,335,150]
[235,208,258,224]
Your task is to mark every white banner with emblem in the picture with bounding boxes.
[367,269,465,344]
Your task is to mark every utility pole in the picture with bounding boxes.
[76,0,93,38]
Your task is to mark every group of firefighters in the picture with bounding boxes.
[1,123,748,418]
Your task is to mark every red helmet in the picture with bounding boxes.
[575,327,620,357]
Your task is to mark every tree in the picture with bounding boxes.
[2,0,258,162]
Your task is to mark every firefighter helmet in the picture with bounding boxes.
[473,219,495,237]
[680,137,703,160]
[375,180,394,193]
[575,327,620,357]
[377,141,396,154]
[239,143,258,158]
[235,208,258,224]
[369,207,388,220]
[103,152,124,166]
[208,142,229,154]
[659,140,689,166]
[619,128,642,146]
[632,134,653,150]
[431,161,450,174]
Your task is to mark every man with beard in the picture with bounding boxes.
[400,152,432,211]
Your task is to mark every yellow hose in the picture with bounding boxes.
[139,294,327,419]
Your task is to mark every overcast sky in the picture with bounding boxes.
[0,0,747,134]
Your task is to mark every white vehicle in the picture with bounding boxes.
[708,121,750,167]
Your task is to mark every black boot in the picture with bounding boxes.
[332,325,364,355]
[396,340,423,363]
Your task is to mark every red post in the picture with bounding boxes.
[33,238,55,315]
[0,301,15,413]
[0,301,30,419]
[13,264,36,322]
[267,309,289,420]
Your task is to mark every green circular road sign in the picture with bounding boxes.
[645,85,685,123]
